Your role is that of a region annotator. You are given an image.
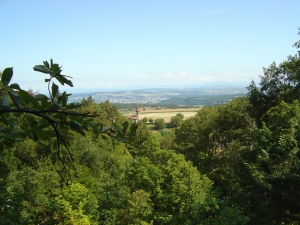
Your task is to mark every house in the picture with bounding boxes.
[126,105,140,123]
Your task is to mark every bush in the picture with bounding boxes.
[154,119,166,130]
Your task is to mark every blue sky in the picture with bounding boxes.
[1,0,300,93]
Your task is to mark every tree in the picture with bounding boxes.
[247,29,300,126]
[0,60,138,224]
[174,97,255,175]
[169,114,183,128]
[55,183,98,224]
[142,117,148,123]
[174,106,219,173]
[0,59,137,159]
[176,113,184,120]
[81,95,94,106]
[236,101,300,223]
[159,129,175,150]
[149,118,153,123]
[154,118,166,130]
[124,149,216,224]
[237,31,300,223]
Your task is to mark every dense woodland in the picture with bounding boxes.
[1,32,300,224]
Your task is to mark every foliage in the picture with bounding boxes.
[153,118,166,130]
[0,60,137,224]
[247,32,300,127]
[2,31,300,224]
[159,129,175,150]
[174,97,255,174]
[240,101,300,223]
[169,113,184,128]
[124,148,217,224]
[0,60,137,162]
[55,183,98,225]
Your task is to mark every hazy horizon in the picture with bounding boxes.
[1,0,300,93]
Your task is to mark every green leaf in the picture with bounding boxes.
[0,93,10,107]
[33,65,53,74]
[37,120,52,129]
[69,120,80,127]
[54,74,73,87]
[114,125,123,137]
[1,67,13,86]
[35,94,49,109]
[26,114,37,125]
[43,60,50,68]
[36,131,48,141]
[122,121,129,132]
[71,127,85,136]
[87,121,96,129]
[101,126,110,133]
[8,91,23,108]
[9,83,21,90]
[130,123,138,134]
[51,63,62,73]
[0,115,8,125]
[18,90,39,108]
[57,91,70,107]
[48,102,60,110]
[8,119,18,131]
[51,82,59,98]
[65,102,81,109]
[35,94,49,101]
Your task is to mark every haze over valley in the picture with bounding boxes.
[69,86,247,106]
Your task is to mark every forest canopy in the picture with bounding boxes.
[1,29,300,224]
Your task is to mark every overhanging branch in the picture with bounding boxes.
[0,107,99,117]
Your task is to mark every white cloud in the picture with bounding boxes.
[201,77,212,82]
[165,72,175,77]
[51,70,260,92]
[180,71,187,76]
[163,71,212,83]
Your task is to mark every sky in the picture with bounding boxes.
[1,0,300,93]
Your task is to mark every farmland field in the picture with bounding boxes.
[125,108,202,122]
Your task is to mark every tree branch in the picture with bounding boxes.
[0,108,99,117]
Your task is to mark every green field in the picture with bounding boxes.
[125,108,202,122]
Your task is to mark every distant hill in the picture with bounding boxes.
[158,94,241,106]
[68,86,247,106]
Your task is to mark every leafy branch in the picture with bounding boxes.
[0,59,138,180]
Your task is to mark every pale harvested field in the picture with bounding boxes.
[138,108,202,122]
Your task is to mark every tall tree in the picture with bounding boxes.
[240,101,300,223]
[247,29,300,126]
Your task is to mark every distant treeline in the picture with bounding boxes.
[113,94,244,110]
[159,94,244,106]
[113,103,161,110]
